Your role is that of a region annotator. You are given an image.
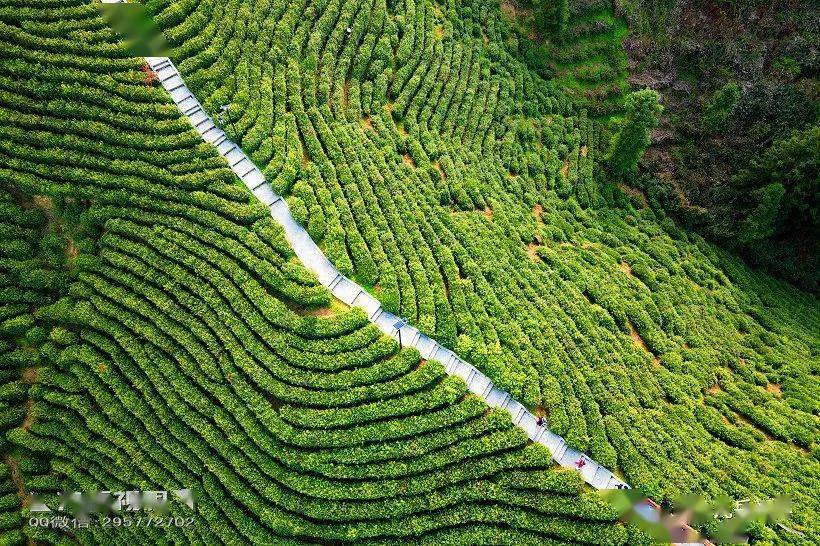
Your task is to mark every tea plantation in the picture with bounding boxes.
[0,2,649,544]
[0,0,818,544]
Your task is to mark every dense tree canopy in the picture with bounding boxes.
[606,89,662,178]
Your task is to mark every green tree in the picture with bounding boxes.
[533,0,570,39]
[606,89,662,178]
[702,82,740,133]
[734,125,819,245]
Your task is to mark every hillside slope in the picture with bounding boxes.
[146,0,820,542]
[0,2,642,544]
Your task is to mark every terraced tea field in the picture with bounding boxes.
[0,2,647,544]
[0,0,818,544]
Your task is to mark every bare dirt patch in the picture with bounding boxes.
[361,116,374,131]
[483,206,493,220]
[296,127,312,168]
[500,0,539,41]
[766,383,782,397]
[527,243,539,261]
[707,383,723,395]
[619,261,633,276]
[22,367,37,384]
[433,161,445,181]
[2,454,27,504]
[374,282,381,295]
[402,154,416,168]
[560,159,570,179]
[628,321,659,364]
[66,238,78,266]
[21,400,34,431]
[532,203,542,220]
[31,195,55,220]
[342,79,350,110]
[733,411,774,441]
[140,62,158,86]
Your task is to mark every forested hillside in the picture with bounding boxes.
[0,0,817,544]
[620,0,818,290]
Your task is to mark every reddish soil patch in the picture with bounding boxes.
[361,116,374,131]
[527,243,539,261]
[560,159,570,179]
[402,154,416,168]
[483,207,493,220]
[532,203,542,220]
[628,321,659,364]
[374,283,382,294]
[707,383,723,395]
[766,383,782,396]
[140,62,158,86]
[433,161,445,181]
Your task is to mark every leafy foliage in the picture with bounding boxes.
[0,2,640,544]
[606,89,661,177]
[144,0,820,541]
[621,0,819,290]
[0,0,817,544]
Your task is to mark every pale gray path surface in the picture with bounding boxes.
[143,55,630,490]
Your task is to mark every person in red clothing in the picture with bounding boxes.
[575,457,587,470]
